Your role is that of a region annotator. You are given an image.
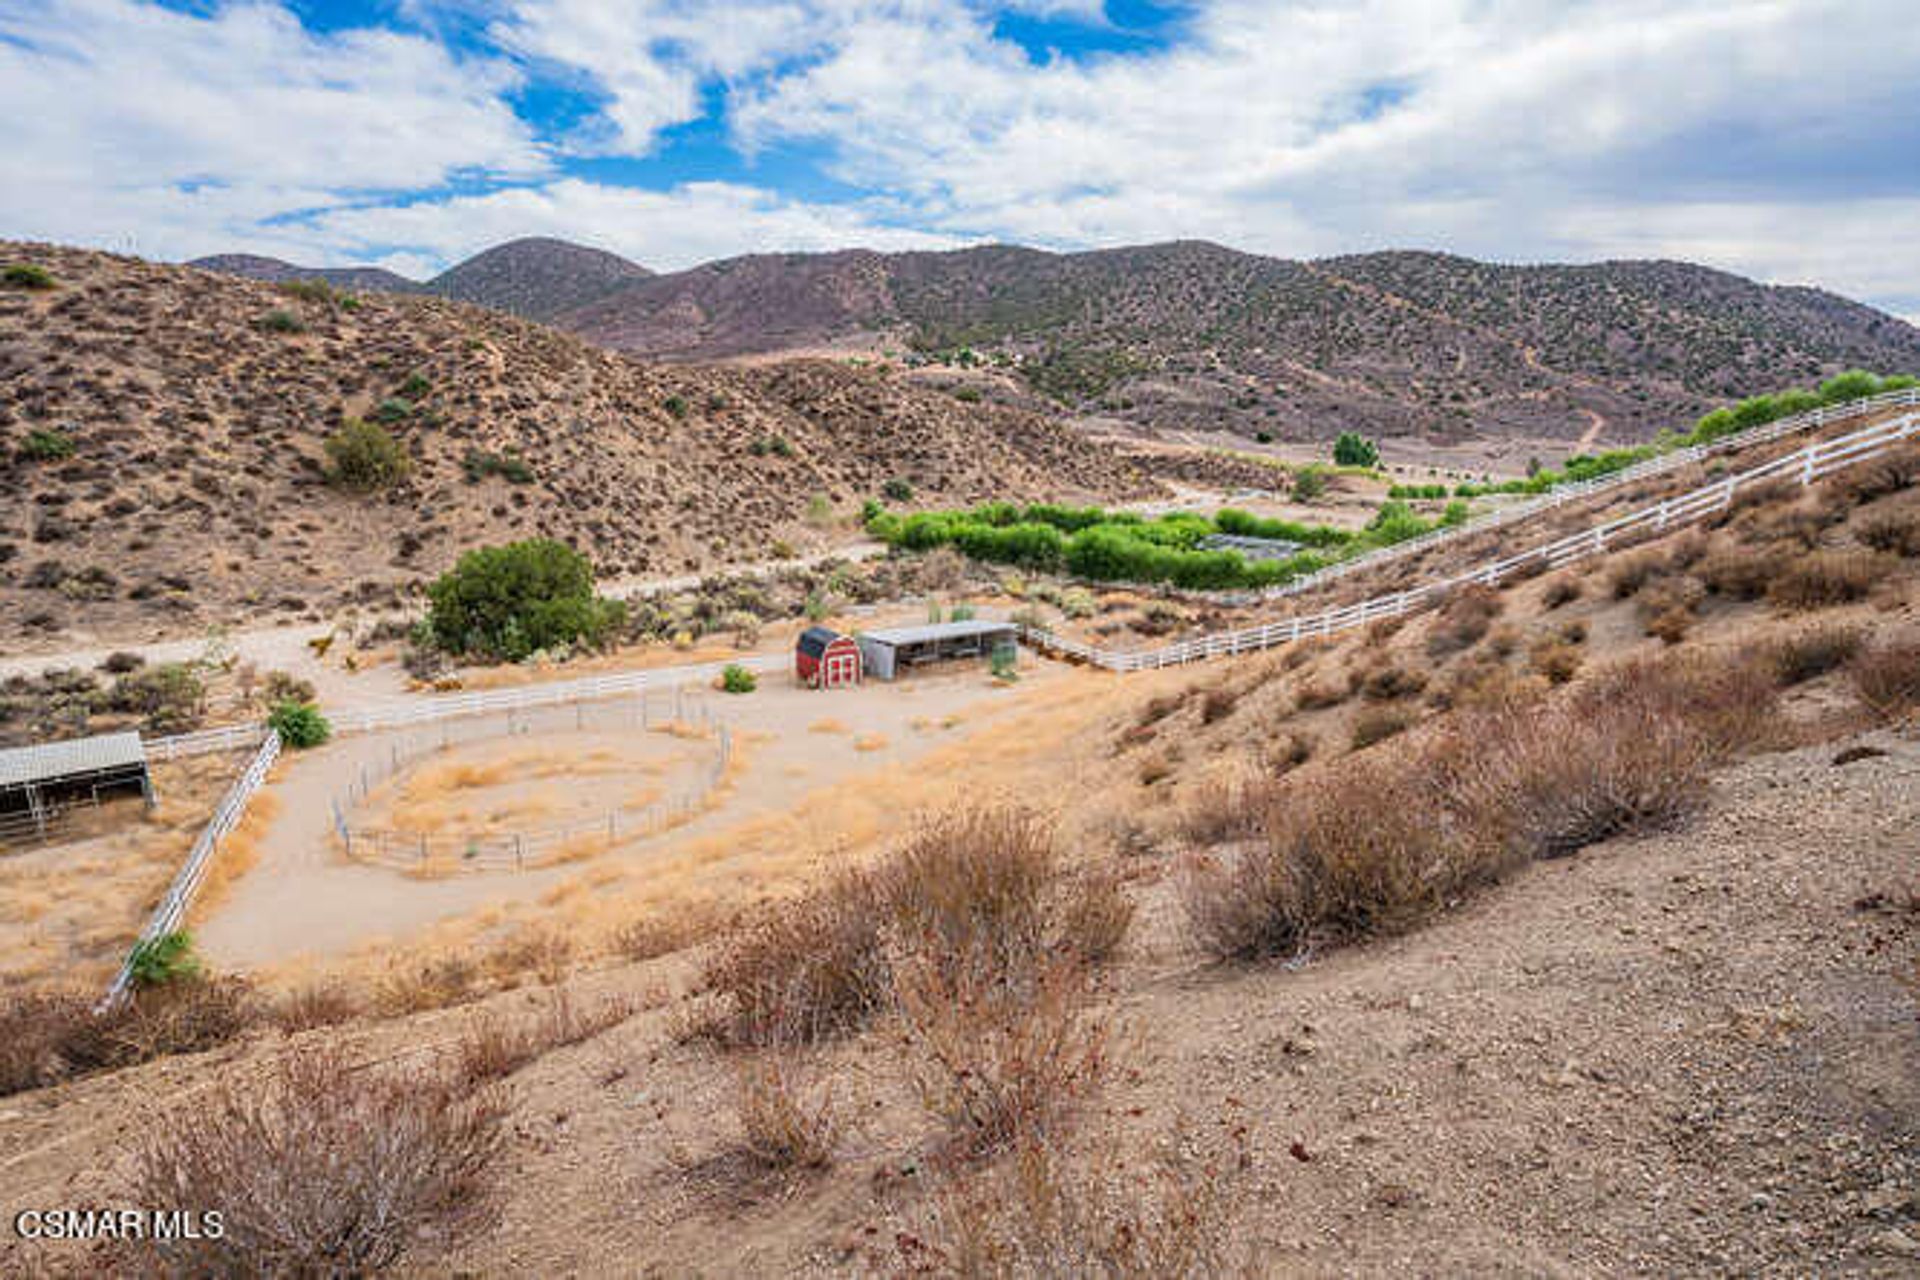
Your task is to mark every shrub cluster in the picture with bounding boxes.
[1333,431,1380,467]
[460,448,534,484]
[1183,653,1779,960]
[18,427,74,461]
[268,699,331,748]
[323,418,409,491]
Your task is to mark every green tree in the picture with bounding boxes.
[1333,432,1380,468]
[426,538,625,661]
[268,700,331,748]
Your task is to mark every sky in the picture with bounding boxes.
[2,0,1916,321]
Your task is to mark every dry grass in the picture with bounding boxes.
[896,955,1108,1161]
[273,979,362,1033]
[456,988,632,1085]
[1054,866,1135,965]
[733,1047,839,1172]
[1849,640,1920,722]
[1529,638,1583,684]
[1698,544,1785,600]
[1423,584,1502,659]
[704,870,890,1047]
[1760,624,1867,686]
[1,978,258,1098]
[127,1045,506,1276]
[916,1127,1247,1277]
[1540,574,1583,609]
[1768,550,1887,610]
[1182,652,1779,961]
[1855,508,1920,557]
[1350,704,1416,750]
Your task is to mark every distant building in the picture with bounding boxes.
[855,620,1019,681]
[0,731,154,845]
[794,626,862,689]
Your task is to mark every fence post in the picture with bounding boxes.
[1801,446,1816,486]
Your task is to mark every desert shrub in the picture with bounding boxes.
[461,448,534,484]
[1608,551,1664,599]
[3,263,55,289]
[1294,676,1349,710]
[1,979,257,1098]
[1054,868,1133,964]
[704,871,890,1047]
[734,1049,839,1172]
[456,991,628,1086]
[268,699,331,748]
[261,670,315,704]
[1333,432,1380,467]
[323,418,409,491]
[1821,444,1919,505]
[129,930,203,988]
[662,394,688,418]
[1855,509,1920,556]
[426,537,625,661]
[1697,545,1783,599]
[259,308,305,333]
[100,650,145,674]
[1351,704,1415,749]
[882,478,915,502]
[129,1046,506,1276]
[896,955,1106,1160]
[883,807,1055,985]
[371,396,413,423]
[398,372,431,400]
[1424,583,1502,658]
[1761,624,1865,686]
[1292,467,1328,501]
[273,981,362,1033]
[1529,638,1583,684]
[1768,550,1885,610]
[1184,652,1778,960]
[19,427,74,461]
[719,663,757,693]
[1849,641,1920,721]
[1357,661,1427,701]
[1199,686,1239,723]
[916,1127,1245,1278]
[109,661,205,732]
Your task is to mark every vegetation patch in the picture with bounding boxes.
[323,418,410,491]
[424,538,626,663]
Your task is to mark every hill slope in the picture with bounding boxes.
[560,242,1920,445]
[185,253,423,296]
[425,237,654,322]
[0,242,1150,646]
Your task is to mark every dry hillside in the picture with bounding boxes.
[0,243,1152,648]
[2,423,1916,1277]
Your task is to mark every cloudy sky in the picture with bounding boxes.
[3,0,1916,319]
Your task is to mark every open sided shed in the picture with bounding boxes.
[0,731,154,844]
[855,620,1019,681]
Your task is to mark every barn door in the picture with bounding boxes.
[826,652,857,688]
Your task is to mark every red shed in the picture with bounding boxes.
[795,626,862,689]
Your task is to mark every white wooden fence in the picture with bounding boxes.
[101,729,282,1008]
[1021,407,1919,672]
[1252,386,1920,603]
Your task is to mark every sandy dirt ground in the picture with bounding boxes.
[192,656,1090,976]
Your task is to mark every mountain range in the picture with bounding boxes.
[2,242,1146,645]
[193,237,1920,447]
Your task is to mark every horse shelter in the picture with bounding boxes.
[854,620,1019,680]
[0,731,155,846]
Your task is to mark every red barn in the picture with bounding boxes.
[794,626,861,689]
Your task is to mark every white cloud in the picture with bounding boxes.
[296,178,966,273]
[0,0,543,259]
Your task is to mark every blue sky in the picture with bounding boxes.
[2,0,1917,322]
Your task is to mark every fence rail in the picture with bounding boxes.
[1248,386,1920,602]
[328,691,733,873]
[100,730,281,1008]
[1021,408,1919,672]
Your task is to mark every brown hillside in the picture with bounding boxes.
[0,243,1152,647]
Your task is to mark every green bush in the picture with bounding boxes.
[662,394,688,419]
[128,931,202,988]
[720,663,757,694]
[1333,432,1380,468]
[3,264,55,290]
[461,449,534,484]
[426,538,624,661]
[1291,468,1327,501]
[260,309,305,334]
[882,478,914,503]
[371,397,413,423]
[323,419,410,491]
[19,428,74,461]
[398,372,431,400]
[268,700,331,749]
[112,662,206,733]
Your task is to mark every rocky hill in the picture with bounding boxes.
[426,237,654,322]
[558,242,1920,446]
[191,237,653,323]
[186,253,423,296]
[0,242,1150,646]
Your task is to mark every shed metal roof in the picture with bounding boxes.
[857,620,1018,647]
[0,731,148,790]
